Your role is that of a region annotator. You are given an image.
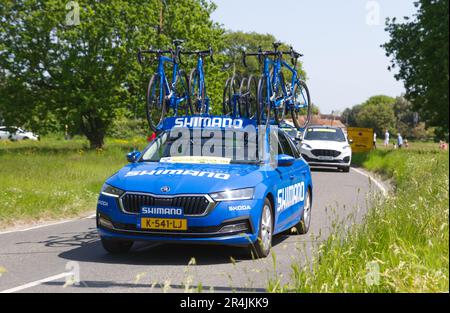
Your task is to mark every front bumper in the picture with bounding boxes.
[300,148,352,168]
[96,194,260,246]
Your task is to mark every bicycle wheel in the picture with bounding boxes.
[273,72,286,125]
[291,80,312,130]
[190,69,206,114]
[229,75,241,118]
[246,75,258,120]
[239,77,248,118]
[146,74,167,132]
[222,77,232,116]
[174,70,193,116]
[257,75,271,127]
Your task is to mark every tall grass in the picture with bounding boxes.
[0,137,147,228]
[270,149,449,292]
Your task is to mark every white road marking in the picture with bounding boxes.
[0,272,72,293]
[0,213,96,236]
[351,167,388,197]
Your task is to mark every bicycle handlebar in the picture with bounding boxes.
[180,47,215,64]
[242,46,303,67]
[137,48,174,64]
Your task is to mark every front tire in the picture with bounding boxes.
[251,198,273,258]
[146,74,166,132]
[291,80,312,130]
[101,237,133,254]
[295,188,312,235]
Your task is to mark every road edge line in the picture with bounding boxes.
[351,167,388,197]
[0,272,72,293]
[0,213,96,236]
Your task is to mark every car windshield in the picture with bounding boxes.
[141,129,261,164]
[304,128,346,142]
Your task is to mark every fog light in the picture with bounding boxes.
[98,215,114,229]
[219,223,248,234]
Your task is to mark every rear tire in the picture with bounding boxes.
[243,75,258,119]
[239,77,248,118]
[222,77,232,116]
[250,198,273,258]
[257,76,271,127]
[273,72,286,125]
[101,237,133,254]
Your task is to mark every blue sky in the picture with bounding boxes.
[211,0,417,114]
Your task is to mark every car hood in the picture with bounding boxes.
[106,162,266,194]
[302,140,349,151]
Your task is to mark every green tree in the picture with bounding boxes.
[393,96,418,138]
[341,104,362,127]
[0,0,222,148]
[383,0,449,138]
[354,95,396,135]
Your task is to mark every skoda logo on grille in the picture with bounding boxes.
[161,186,170,193]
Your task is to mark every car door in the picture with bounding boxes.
[275,131,306,231]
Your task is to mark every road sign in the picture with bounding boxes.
[347,127,374,153]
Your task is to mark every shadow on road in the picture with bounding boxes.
[20,228,289,266]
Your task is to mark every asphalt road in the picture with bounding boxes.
[0,168,385,293]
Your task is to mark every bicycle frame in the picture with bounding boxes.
[191,55,210,114]
[155,55,188,116]
[262,55,308,111]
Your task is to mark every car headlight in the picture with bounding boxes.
[343,145,351,150]
[210,188,255,202]
[101,184,125,198]
[301,143,312,150]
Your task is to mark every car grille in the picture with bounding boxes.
[120,193,213,216]
[311,149,341,157]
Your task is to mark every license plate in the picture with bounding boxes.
[140,218,187,231]
[318,156,334,161]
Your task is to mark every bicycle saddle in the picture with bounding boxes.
[273,41,282,49]
[173,39,184,47]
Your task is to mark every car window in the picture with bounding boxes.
[304,127,346,142]
[278,131,295,157]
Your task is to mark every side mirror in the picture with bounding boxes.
[277,154,295,167]
[349,139,354,144]
[127,151,141,163]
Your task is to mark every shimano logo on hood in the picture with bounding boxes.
[125,169,231,180]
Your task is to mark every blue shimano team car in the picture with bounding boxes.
[97,116,313,258]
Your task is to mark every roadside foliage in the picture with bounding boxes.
[270,149,449,292]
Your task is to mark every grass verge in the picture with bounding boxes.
[270,149,449,292]
[0,137,147,228]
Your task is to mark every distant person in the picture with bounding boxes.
[64,124,70,140]
[397,133,404,149]
[404,139,409,149]
[373,132,377,149]
[439,140,448,151]
[384,130,390,147]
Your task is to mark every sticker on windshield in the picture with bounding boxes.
[311,128,337,133]
[160,156,232,165]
